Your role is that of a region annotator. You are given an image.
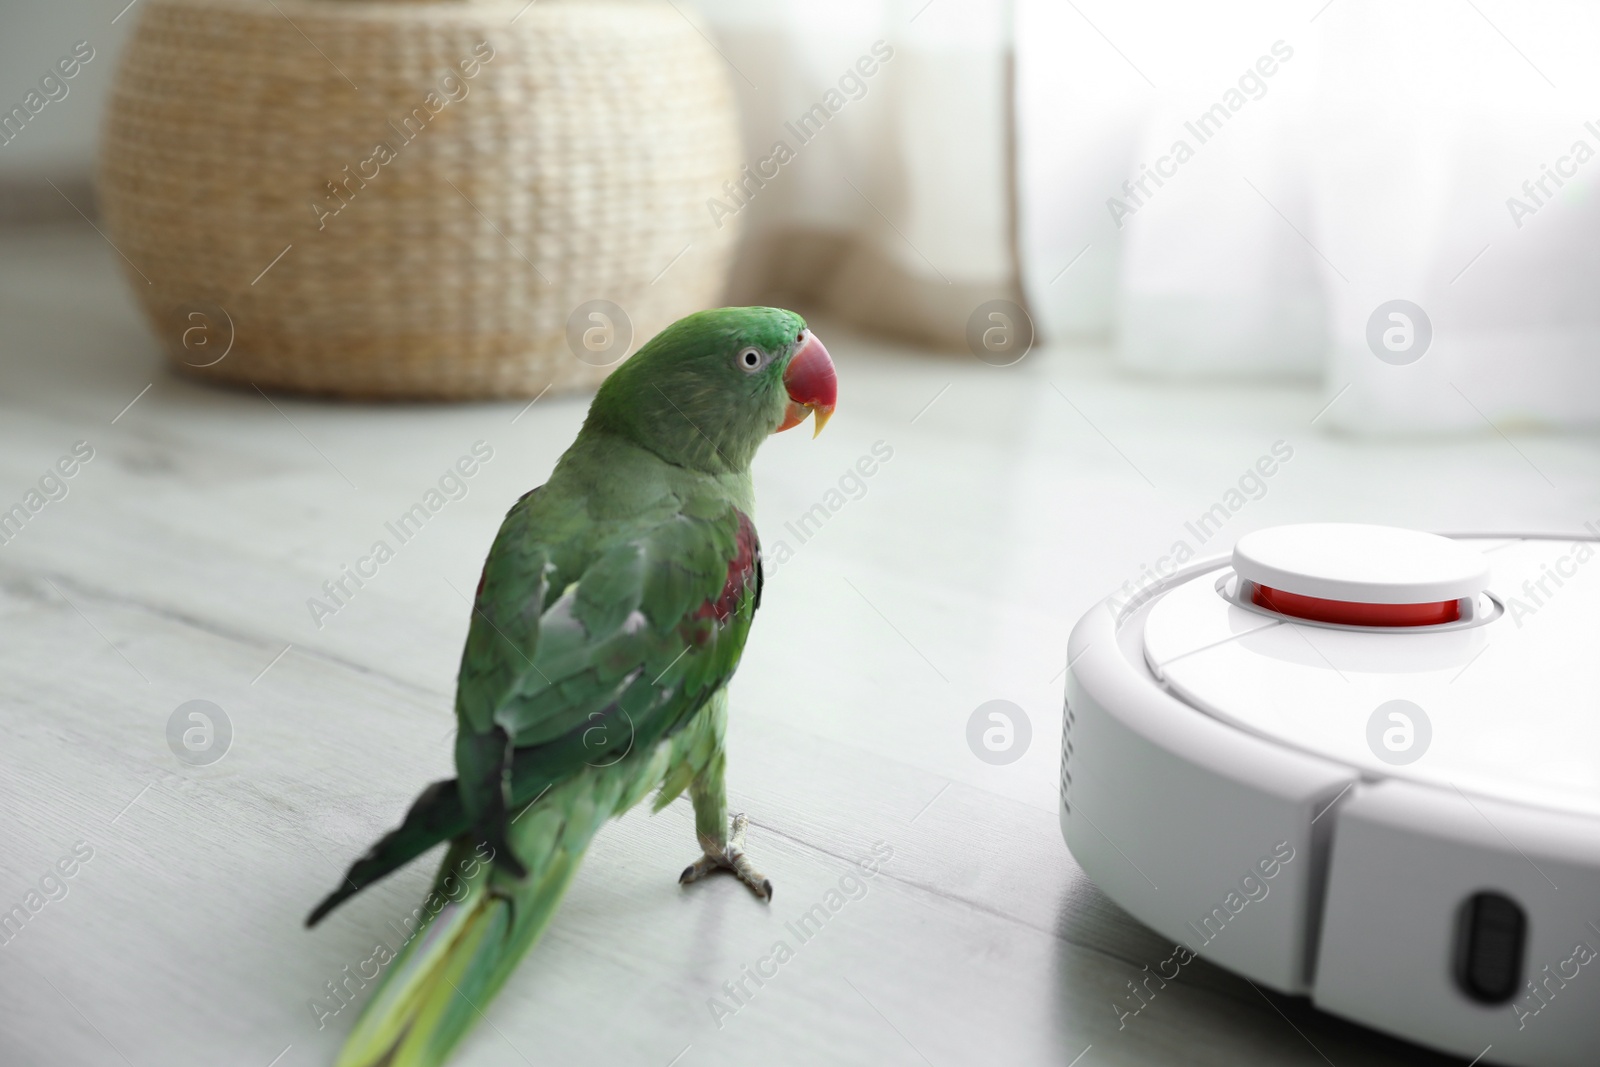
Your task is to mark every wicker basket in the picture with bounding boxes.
[98,0,743,399]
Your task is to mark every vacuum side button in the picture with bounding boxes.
[1453,891,1526,1004]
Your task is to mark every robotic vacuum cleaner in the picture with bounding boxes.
[1062,524,1600,1066]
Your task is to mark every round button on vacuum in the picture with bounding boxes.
[1233,524,1490,628]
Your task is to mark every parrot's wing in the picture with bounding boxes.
[452,479,762,860]
[304,477,762,924]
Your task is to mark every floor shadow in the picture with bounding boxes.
[1048,879,1476,1065]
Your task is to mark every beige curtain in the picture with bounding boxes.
[687,0,1019,350]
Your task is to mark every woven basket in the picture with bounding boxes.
[98,0,743,399]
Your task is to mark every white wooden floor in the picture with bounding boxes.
[3,225,1598,1067]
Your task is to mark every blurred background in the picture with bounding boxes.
[7,0,1600,433]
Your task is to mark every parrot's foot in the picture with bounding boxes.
[679,812,773,902]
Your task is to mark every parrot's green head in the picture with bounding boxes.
[584,306,837,474]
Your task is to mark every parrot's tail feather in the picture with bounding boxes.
[333,843,586,1067]
[307,780,473,928]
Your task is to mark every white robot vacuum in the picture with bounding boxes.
[1061,524,1600,1066]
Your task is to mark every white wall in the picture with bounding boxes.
[0,3,135,179]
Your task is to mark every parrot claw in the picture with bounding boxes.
[679,812,773,902]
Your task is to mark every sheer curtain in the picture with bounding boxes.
[686,0,1018,350]
[1017,0,1600,433]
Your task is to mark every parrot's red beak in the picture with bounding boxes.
[777,330,836,436]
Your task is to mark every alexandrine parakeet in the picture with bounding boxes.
[305,307,836,1067]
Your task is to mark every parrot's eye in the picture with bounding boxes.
[737,347,763,372]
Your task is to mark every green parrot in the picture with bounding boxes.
[304,306,836,1067]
